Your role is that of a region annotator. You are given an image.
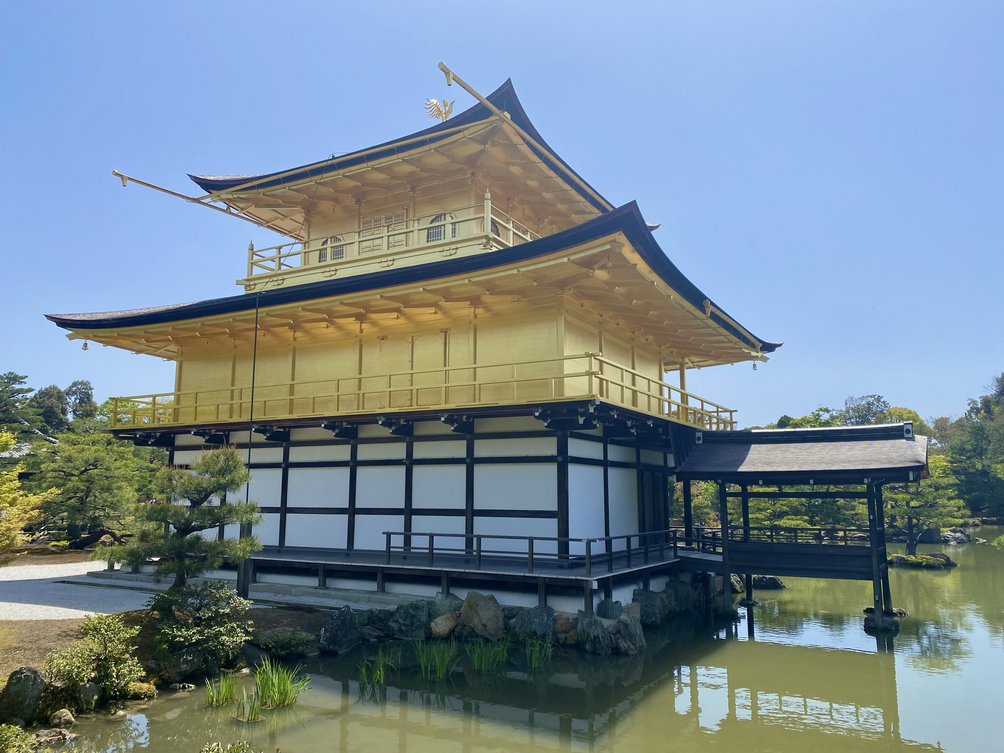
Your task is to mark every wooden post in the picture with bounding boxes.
[718,481,732,614]
[867,483,885,630]
[740,484,751,543]
[877,484,894,615]
[683,480,694,546]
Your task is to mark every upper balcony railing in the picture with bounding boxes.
[107,353,736,432]
[243,194,539,286]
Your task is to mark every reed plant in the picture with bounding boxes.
[466,638,509,672]
[358,646,399,686]
[234,688,263,724]
[525,637,554,670]
[205,673,239,707]
[253,656,310,708]
[414,640,459,680]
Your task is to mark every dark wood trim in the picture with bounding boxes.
[346,438,358,550]
[465,433,475,543]
[725,489,871,500]
[602,435,611,539]
[403,435,414,539]
[557,431,569,556]
[278,442,291,547]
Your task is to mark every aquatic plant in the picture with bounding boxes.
[253,656,309,708]
[414,640,459,680]
[358,646,399,686]
[233,688,263,724]
[205,673,239,707]
[200,743,262,753]
[525,637,553,670]
[466,638,509,672]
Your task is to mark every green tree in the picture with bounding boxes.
[65,379,98,420]
[880,406,932,435]
[32,433,155,544]
[776,406,841,428]
[0,372,36,439]
[840,394,891,426]
[27,384,69,435]
[885,455,968,554]
[948,374,1004,519]
[108,447,261,589]
[0,430,58,561]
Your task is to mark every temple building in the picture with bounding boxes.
[47,73,925,621]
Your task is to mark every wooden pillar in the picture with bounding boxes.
[867,483,885,630]
[683,480,694,546]
[718,480,732,614]
[740,484,751,543]
[877,484,894,614]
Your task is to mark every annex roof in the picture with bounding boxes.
[47,202,781,364]
[676,423,928,484]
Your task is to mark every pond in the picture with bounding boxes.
[73,528,1004,753]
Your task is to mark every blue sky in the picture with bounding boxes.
[1,1,1001,428]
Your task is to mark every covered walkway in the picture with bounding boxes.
[676,422,928,630]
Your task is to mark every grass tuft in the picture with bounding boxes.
[253,656,309,708]
[414,640,459,680]
[466,638,509,672]
[525,637,553,670]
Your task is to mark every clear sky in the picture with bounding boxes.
[1,1,1001,428]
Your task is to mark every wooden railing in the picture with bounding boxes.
[382,529,680,576]
[682,525,872,551]
[244,195,539,281]
[107,353,736,432]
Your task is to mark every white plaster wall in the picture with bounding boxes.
[607,466,639,549]
[640,449,664,466]
[475,437,555,457]
[172,449,205,466]
[410,515,465,536]
[248,447,284,464]
[358,425,391,439]
[290,428,334,442]
[413,421,454,436]
[354,514,404,550]
[608,444,636,463]
[248,468,283,508]
[474,465,556,511]
[288,444,351,462]
[413,466,466,509]
[474,516,557,554]
[222,524,239,541]
[568,464,605,554]
[174,434,204,448]
[356,466,406,507]
[286,468,350,507]
[284,514,347,549]
[413,440,466,459]
[358,442,406,460]
[255,513,280,546]
[569,437,604,460]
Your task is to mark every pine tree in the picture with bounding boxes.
[0,431,58,561]
[108,447,261,588]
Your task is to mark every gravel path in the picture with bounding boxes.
[0,560,152,620]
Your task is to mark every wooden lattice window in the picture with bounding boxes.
[427,213,458,243]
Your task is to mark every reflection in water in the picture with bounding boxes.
[73,529,1004,753]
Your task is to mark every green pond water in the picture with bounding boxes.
[73,528,1004,753]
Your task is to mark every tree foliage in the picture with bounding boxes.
[885,455,967,554]
[31,433,158,544]
[108,447,261,589]
[0,372,36,439]
[948,374,1004,519]
[0,430,57,561]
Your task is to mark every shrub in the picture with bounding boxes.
[45,614,145,703]
[0,724,35,753]
[253,628,314,659]
[149,582,254,671]
[127,681,158,700]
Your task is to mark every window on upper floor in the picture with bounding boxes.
[427,213,458,243]
[360,210,407,253]
[317,235,345,264]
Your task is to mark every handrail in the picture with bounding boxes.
[244,200,540,280]
[108,352,736,432]
[381,529,680,575]
[681,525,872,550]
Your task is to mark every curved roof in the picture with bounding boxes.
[189,80,614,215]
[46,202,780,356]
